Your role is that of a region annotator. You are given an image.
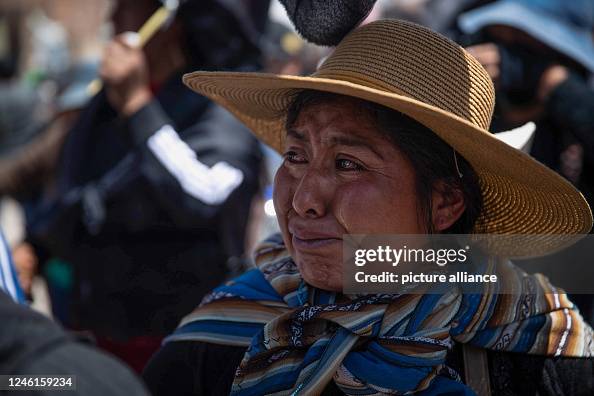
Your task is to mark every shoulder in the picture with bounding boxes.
[0,292,66,372]
[0,293,148,395]
[22,341,149,396]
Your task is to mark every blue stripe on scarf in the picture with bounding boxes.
[173,320,264,339]
[367,341,445,367]
[419,375,477,396]
[343,350,434,390]
[469,326,498,346]
[215,269,282,301]
[233,343,328,396]
[297,327,358,393]
[406,294,444,333]
[450,293,483,336]
[512,315,546,352]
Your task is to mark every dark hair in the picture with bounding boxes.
[285,90,484,234]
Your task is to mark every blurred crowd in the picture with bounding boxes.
[0,0,593,384]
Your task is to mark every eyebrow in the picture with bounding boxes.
[286,129,385,160]
[287,129,307,141]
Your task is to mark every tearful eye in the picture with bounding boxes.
[336,158,363,171]
[284,151,308,164]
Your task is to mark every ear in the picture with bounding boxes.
[431,181,466,232]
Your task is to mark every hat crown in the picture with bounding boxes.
[316,20,495,130]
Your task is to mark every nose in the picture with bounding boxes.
[292,167,333,219]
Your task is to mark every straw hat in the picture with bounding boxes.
[183,19,592,257]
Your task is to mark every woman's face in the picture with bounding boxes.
[274,98,423,291]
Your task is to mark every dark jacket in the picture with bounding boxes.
[29,72,262,338]
[142,340,594,396]
[533,73,594,208]
[0,291,149,395]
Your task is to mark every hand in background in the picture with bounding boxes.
[12,242,38,296]
[537,65,569,102]
[100,32,153,117]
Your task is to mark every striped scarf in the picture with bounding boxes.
[166,234,594,395]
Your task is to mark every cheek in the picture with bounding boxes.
[335,178,421,234]
[273,167,294,211]
[273,167,295,240]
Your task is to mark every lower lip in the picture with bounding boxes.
[292,235,341,251]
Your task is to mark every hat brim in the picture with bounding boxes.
[183,71,593,257]
[458,2,594,73]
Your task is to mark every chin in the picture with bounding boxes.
[296,258,343,292]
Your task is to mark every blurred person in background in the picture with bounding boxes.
[3,60,103,309]
[0,1,53,301]
[458,0,594,206]
[378,0,495,36]
[0,231,149,396]
[456,0,594,323]
[0,1,106,304]
[0,0,109,198]
[0,3,49,160]
[23,0,266,372]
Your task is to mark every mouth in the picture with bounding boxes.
[291,234,342,251]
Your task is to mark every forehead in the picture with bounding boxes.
[287,97,386,142]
